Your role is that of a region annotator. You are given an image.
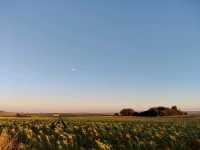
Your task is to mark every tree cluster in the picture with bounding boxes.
[118,106,187,116]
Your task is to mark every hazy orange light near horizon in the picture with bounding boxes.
[0,93,199,113]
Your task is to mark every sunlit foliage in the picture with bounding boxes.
[0,117,199,150]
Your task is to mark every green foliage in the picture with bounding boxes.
[135,106,187,116]
[120,108,135,116]
[0,117,199,150]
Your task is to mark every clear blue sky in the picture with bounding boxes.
[0,0,200,112]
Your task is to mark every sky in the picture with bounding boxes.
[0,0,200,112]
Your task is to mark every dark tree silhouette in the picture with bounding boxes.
[120,108,135,116]
[118,106,187,117]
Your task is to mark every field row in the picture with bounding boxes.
[0,117,199,150]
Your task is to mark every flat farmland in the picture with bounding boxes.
[0,115,199,150]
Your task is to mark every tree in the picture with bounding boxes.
[120,108,135,116]
[171,106,178,110]
[114,113,119,116]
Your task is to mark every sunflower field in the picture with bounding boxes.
[0,116,199,150]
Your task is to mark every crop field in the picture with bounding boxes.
[0,116,199,150]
